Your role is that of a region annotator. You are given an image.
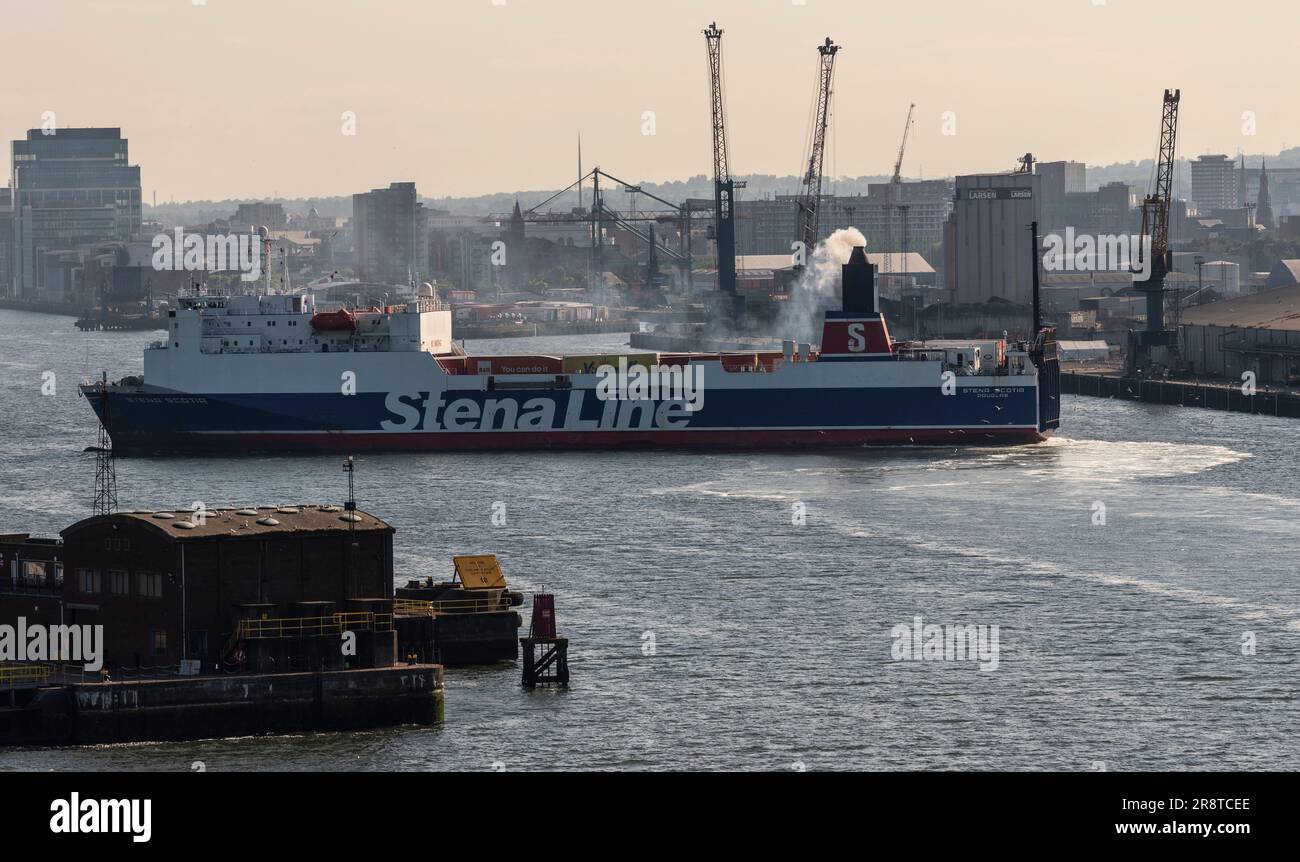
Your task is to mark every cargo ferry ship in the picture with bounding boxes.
[82,247,1060,454]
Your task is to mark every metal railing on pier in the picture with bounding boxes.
[234,611,393,640]
[393,597,509,617]
[0,663,53,688]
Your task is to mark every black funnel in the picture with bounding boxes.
[841,245,877,314]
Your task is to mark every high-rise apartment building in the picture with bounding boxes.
[352,182,427,285]
[1190,155,1238,213]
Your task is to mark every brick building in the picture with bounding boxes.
[1,506,394,672]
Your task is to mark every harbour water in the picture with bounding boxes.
[1,308,1298,771]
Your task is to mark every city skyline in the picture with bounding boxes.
[3,0,1296,202]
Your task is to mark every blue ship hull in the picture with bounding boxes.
[84,383,1050,455]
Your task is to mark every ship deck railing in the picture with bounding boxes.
[393,597,510,617]
[895,353,1022,376]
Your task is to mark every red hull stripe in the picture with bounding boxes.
[156,427,1047,451]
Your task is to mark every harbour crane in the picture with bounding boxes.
[1126,89,1181,375]
[892,103,916,187]
[704,22,741,311]
[506,167,701,294]
[883,103,915,279]
[796,37,840,261]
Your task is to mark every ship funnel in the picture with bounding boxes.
[841,244,877,314]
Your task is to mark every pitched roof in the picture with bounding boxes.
[62,505,393,542]
[1179,284,1300,331]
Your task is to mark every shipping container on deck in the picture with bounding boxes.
[470,355,563,375]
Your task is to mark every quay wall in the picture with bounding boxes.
[1,665,443,746]
[1062,372,1300,418]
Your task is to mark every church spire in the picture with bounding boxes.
[1257,158,1274,229]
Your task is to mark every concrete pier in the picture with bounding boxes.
[1,664,443,746]
[1062,371,1300,418]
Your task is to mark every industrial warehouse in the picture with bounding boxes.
[1178,284,1300,384]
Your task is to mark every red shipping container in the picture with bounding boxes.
[437,356,468,375]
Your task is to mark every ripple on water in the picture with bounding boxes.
[0,311,1297,770]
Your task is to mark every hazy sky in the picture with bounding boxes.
[2,0,1293,201]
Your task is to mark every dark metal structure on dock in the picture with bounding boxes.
[394,554,523,666]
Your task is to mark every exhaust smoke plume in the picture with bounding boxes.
[777,227,867,345]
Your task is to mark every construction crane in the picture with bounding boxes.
[1127,89,1181,375]
[883,103,915,280]
[891,103,916,187]
[796,37,839,261]
[704,22,740,309]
